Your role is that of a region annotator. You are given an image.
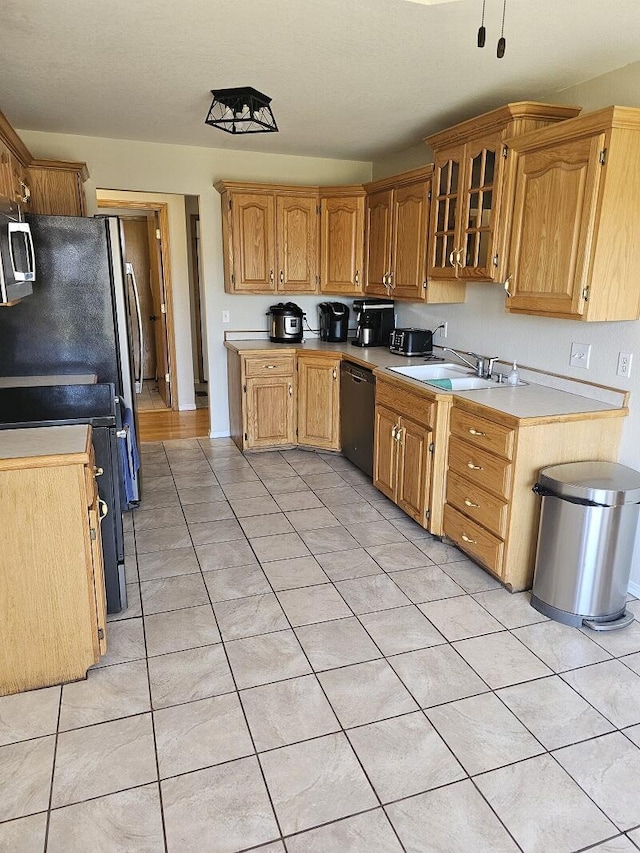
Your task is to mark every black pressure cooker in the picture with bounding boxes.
[267,302,305,343]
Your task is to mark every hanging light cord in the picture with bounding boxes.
[477,0,486,47]
[497,0,507,57]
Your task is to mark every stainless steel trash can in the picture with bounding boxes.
[531,461,640,631]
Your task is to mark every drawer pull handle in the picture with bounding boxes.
[94,466,104,478]
[332,368,337,380]
[288,383,293,397]
[468,428,486,437]
[98,499,108,520]
[461,533,477,544]
[264,364,277,369]
[467,462,483,470]
[464,498,480,508]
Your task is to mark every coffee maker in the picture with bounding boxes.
[318,302,349,342]
[351,299,395,347]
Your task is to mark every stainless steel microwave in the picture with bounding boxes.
[0,199,35,305]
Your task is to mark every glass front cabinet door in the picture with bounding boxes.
[428,135,503,283]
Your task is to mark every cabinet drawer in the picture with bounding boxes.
[244,356,295,377]
[450,407,515,460]
[443,504,504,577]
[376,380,434,427]
[446,470,508,538]
[448,436,512,500]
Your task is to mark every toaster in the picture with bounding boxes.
[389,328,433,356]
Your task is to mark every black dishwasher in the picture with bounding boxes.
[340,361,375,477]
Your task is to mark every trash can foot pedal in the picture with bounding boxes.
[582,611,635,632]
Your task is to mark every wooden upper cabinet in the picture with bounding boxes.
[505,107,640,321]
[228,191,276,292]
[364,167,464,303]
[319,190,365,295]
[216,182,319,294]
[364,188,393,296]
[391,179,430,300]
[425,102,581,284]
[25,161,88,216]
[276,194,318,292]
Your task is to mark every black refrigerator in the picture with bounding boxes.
[0,213,143,613]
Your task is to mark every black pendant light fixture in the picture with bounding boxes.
[477,0,508,58]
[205,87,279,135]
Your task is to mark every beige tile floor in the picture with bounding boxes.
[2,438,640,852]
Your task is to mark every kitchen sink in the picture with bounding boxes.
[388,363,525,390]
[388,363,468,381]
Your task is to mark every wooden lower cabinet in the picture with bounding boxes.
[0,425,107,696]
[297,353,340,450]
[227,350,296,451]
[245,375,296,449]
[373,377,447,530]
[444,401,626,591]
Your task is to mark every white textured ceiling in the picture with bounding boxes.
[1,0,640,160]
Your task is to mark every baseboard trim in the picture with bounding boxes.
[179,403,197,411]
[210,430,231,438]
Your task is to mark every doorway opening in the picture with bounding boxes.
[185,195,208,410]
[96,198,178,411]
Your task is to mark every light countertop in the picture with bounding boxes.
[225,338,628,423]
[0,425,91,468]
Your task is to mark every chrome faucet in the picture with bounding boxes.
[441,347,499,379]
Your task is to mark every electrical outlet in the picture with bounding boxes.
[617,351,633,378]
[435,321,448,339]
[570,342,591,369]
[221,310,230,324]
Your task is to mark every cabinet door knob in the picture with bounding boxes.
[332,368,337,380]
[98,499,109,519]
[94,466,104,478]
[464,498,480,508]
[279,270,284,284]
[449,250,456,267]
[468,428,486,437]
[461,533,477,544]
[354,270,359,286]
[270,269,274,283]
[288,383,293,397]
[391,425,398,440]
[467,461,483,470]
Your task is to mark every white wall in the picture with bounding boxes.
[375,61,640,590]
[20,129,372,431]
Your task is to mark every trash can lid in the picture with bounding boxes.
[538,461,640,506]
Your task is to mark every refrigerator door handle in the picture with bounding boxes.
[125,262,144,393]
[8,222,36,282]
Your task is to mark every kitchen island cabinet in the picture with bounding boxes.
[505,106,640,321]
[0,425,107,696]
